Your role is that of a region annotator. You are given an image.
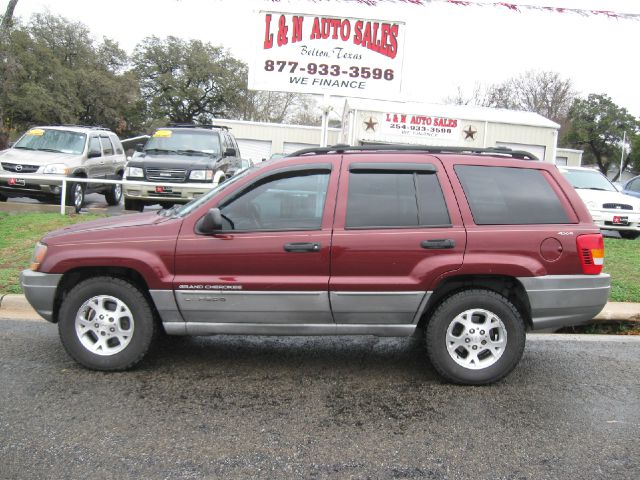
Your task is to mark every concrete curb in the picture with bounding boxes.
[1,293,640,324]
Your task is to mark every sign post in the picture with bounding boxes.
[249,11,406,146]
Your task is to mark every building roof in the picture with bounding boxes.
[343,98,560,129]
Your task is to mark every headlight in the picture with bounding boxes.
[41,163,69,175]
[30,242,48,271]
[126,166,144,178]
[189,170,214,181]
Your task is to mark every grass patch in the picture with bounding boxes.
[603,237,640,302]
[0,211,104,294]
[0,212,638,304]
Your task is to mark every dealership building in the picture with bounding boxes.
[213,99,582,166]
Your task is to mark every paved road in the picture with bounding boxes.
[1,318,638,479]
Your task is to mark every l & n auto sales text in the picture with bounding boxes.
[263,15,400,59]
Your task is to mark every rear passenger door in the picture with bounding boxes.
[329,154,466,325]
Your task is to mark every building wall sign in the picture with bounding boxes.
[249,12,405,98]
[378,112,462,141]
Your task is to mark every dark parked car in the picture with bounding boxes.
[123,124,243,211]
[21,145,610,384]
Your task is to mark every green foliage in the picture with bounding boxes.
[0,13,141,146]
[603,237,640,303]
[562,94,639,177]
[132,36,249,124]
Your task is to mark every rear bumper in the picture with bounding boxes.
[518,274,611,330]
[19,270,63,322]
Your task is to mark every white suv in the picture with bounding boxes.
[560,166,640,239]
[0,126,126,211]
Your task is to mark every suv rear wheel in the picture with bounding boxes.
[105,175,123,206]
[58,277,156,370]
[426,289,526,385]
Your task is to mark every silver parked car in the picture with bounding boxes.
[0,126,126,211]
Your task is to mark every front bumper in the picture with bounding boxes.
[518,274,611,330]
[123,180,215,204]
[0,177,65,198]
[19,270,63,322]
[589,209,640,232]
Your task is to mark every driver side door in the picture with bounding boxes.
[173,163,338,325]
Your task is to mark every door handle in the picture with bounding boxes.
[421,239,455,249]
[283,242,321,252]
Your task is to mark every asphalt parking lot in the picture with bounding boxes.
[1,318,638,479]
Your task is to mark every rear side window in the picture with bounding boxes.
[455,165,570,225]
[346,170,451,228]
[100,136,114,156]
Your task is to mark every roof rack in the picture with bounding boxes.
[48,124,112,131]
[167,123,230,131]
[288,144,539,161]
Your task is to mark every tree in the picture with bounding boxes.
[443,83,489,107]
[563,94,639,179]
[0,12,142,146]
[0,0,19,33]
[485,70,576,125]
[132,36,249,124]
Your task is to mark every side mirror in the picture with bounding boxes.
[224,147,236,158]
[198,208,224,234]
[88,149,102,159]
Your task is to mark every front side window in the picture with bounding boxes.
[456,165,570,225]
[14,129,86,155]
[346,171,451,228]
[220,172,330,231]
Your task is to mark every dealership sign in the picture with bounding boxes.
[378,112,462,141]
[249,12,405,98]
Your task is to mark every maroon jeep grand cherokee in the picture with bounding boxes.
[20,146,610,384]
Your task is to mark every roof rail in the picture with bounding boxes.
[167,123,230,130]
[288,144,539,161]
[51,124,112,131]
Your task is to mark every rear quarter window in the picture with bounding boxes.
[455,165,570,225]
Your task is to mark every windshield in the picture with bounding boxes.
[561,169,617,192]
[144,129,221,156]
[173,167,254,217]
[14,129,86,155]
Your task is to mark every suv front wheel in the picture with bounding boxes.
[65,181,85,213]
[58,277,156,370]
[426,289,526,385]
[105,175,123,206]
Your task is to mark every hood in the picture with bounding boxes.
[42,211,180,244]
[0,148,80,167]
[129,152,218,170]
[574,188,640,211]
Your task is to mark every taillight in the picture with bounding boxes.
[576,234,604,275]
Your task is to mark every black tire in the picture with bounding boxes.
[124,198,144,212]
[65,181,85,213]
[425,289,526,385]
[104,175,123,206]
[619,231,640,240]
[0,193,7,202]
[58,277,156,371]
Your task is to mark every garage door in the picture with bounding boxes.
[496,142,546,162]
[237,139,272,163]
[283,142,317,155]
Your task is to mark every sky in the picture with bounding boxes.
[8,0,640,117]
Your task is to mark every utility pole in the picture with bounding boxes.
[619,131,627,182]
